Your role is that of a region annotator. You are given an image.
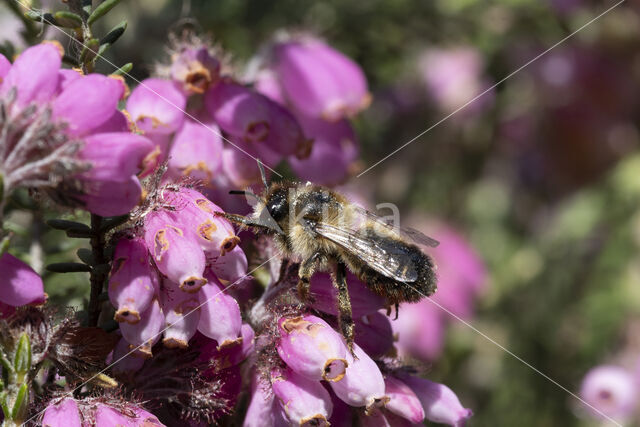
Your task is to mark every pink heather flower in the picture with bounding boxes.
[94,403,164,426]
[271,367,333,426]
[208,246,248,284]
[126,78,187,135]
[277,314,349,382]
[166,120,223,182]
[273,37,371,121]
[170,46,221,95]
[384,376,426,423]
[42,397,82,427]
[220,142,281,187]
[120,298,165,358]
[329,343,389,412]
[288,115,359,186]
[310,272,385,317]
[0,43,150,216]
[108,237,159,324]
[244,374,276,427]
[143,209,207,292]
[390,299,446,362]
[579,365,638,420]
[354,312,393,359]
[401,375,473,427]
[198,323,255,371]
[160,278,201,348]
[163,187,241,258]
[110,337,145,375]
[0,252,45,307]
[418,47,493,114]
[197,276,242,348]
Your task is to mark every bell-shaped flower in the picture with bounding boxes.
[277,314,349,382]
[329,343,388,412]
[170,46,220,94]
[108,237,159,324]
[166,120,223,182]
[273,37,370,121]
[243,373,277,427]
[126,78,186,135]
[209,246,248,285]
[579,365,638,420]
[160,279,201,348]
[384,376,425,423]
[354,312,393,358]
[0,252,45,307]
[288,115,358,186]
[144,209,207,292]
[120,298,165,358]
[52,74,126,137]
[401,375,473,427]
[198,323,255,372]
[197,275,242,348]
[271,367,333,426]
[221,142,281,188]
[94,403,165,426]
[110,337,145,375]
[79,175,145,217]
[41,397,82,427]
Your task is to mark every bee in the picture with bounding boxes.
[220,163,438,350]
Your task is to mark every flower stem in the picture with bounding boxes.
[87,213,106,327]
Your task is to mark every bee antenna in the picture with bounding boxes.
[229,190,259,200]
[256,159,269,190]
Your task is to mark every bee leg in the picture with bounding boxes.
[333,262,355,355]
[297,252,321,302]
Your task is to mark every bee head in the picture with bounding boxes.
[264,185,289,223]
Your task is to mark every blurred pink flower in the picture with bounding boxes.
[579,365,638,420]
[0,252,45,310]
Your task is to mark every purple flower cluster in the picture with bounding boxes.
[42,397,163,426]
[0,43,154,216]
[108,186,247,356]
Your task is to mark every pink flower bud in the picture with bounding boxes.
[144,209,207,292]
[354,312,393,359]
[170,46,220,94]
[94,404,164,426]
[271,367,333,426]
[160,279,201,348]
[329,343,388,412]
[167,120,223,182]
[108,238,158,324]
[197,276,242,348]
[310,272,385,317]
[579,365,637,420]
[384,376,425,423]
[79,175,144,217]
[277,314,349,382]
[110,337,145,375]
[401,375,473,427]
[0,252,45,307]
[288,115,358,186]
[120,298,165,358]
[274,38,370,121]
[78,132,154,183]
[127,78,186,135]
[42,397,81,427]
[205,80,270,141]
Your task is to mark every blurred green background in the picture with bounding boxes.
[3,0,640,425]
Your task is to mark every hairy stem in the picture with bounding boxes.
[87,214,106,327]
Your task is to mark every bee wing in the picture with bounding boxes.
[312,221,419,282]
[352,206,440,248]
